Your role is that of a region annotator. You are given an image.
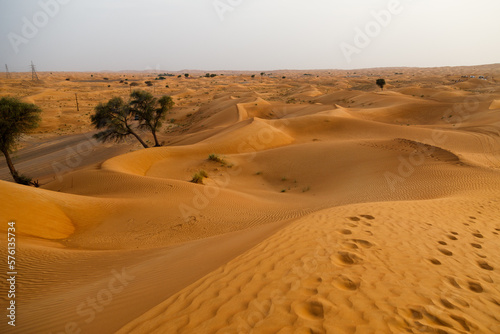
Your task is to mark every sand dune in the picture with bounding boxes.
[1,64,500,333]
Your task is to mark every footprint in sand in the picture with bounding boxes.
[446,276,461,289]
[429,258,441,265]
[408,308,423,320]
[471,243,482,249]
[451,231,459,235]
[468,281,483,293]
[472,233,484,239]
[477,260,494,271]
[333,275,359,291]
[438,241,447,246]
[440,298,455,309]
[294,301,325,320]
[344,242,359,250]
[438,248,453,256]
[349,217,360,222]
[338,229,352,235]
[360,215,375,220]
[450,315,473,332]
[446,235,458,241]
[351,239,373,248]
[332,251,363,266]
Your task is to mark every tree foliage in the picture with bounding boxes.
[376,78,386,91]
[0,97,41,184]
[90,97,149,148]
[130,90,174,147]
[90,90,175,149]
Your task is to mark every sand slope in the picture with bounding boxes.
[118,197,500,334]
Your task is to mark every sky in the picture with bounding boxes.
[0,0,499,72]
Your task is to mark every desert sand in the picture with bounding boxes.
[1,64,500,333]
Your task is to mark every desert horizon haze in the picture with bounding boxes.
[1,1,500,334]
[1,0,500,71]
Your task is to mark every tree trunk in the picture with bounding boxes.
[152,130,161,147]
[1,149,20,183]
[128,129,149,148]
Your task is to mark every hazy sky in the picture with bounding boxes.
[1,0,499,72]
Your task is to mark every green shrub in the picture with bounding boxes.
[208,154,226,165]
[191,170,208,184]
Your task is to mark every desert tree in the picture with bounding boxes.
[130,90,174,147]
[90,97,149,148]
[0,97,42,185]
[376,78,386,91]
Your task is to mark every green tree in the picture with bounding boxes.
[90,97,149,148]
[130,90,174,147]
[0,97,42,185]
[376,78,386,91]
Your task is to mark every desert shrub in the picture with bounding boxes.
[191,170,208,184]
[208,154,226,165]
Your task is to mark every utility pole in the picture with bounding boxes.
[5,64,11,79]
[31,61,39,81]
[75,93,80,112]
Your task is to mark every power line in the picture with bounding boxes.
[5,64,11,79]
[31,61,39,81]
